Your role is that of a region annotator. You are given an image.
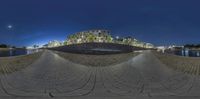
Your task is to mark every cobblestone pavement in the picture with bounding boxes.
[0,50,200,99]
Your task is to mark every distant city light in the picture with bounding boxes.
[116,36,119,39]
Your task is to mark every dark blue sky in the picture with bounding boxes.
[0,0,200,47]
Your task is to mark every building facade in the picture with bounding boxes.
[47,40,62,48]
[144,43,154,48]
[65,29,154,48]
[67,29,113,44]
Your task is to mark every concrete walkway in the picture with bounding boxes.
[0,50,200,99]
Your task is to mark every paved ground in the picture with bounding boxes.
[0,50,200,99]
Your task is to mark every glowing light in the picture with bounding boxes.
[7,25,13,29]
[116,36,119,39]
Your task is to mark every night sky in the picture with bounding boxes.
[0,0,200,47]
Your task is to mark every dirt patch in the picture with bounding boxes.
[153,51,200,75]
[55,51,140,66]
[0,52,43,74]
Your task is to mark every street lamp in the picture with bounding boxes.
[116,36,119,39]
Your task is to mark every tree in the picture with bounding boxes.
[11,46,15,48]
[106,35,113,43]
[0,44,8,48]
[87,34,96,42]
[42,44,48,48]
[63,41,68,45]
[184,44,200,48]
[23,46,27,49]
[33,45,39,48]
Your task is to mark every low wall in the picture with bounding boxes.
[54,51,139,66]
[48,43,145,55]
